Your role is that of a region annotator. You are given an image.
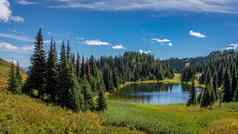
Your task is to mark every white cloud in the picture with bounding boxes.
[152,38,173,46]
[0,42,33,53]
[139,49,151,54]
[0,33,33,42]
[17,0,37,5]
[0,0,11,22]
[0,0,24,23]
[112,44,126,50]
[223,43,238,50]
[152,38,170,43]
[9,16,24,23]
[49,0,238,14]
[82,39,110,46]
[189,30,206,38]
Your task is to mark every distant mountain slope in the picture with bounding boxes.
[0,58,11,89]
[163,50,238,73]
[0,58,28,90]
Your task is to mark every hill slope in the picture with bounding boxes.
[0,58,143,134]
[0,58,11,89]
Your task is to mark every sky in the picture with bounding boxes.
[1,0,238,67]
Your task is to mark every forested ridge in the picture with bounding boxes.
[7,29,173,112]
[165,50,238,107]
[97,52,174,91]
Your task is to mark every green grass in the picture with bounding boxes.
[0,90,145,134]
[103,99,238,134]
[0,59,11,89]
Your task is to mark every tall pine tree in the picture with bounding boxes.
[8,61,16,93]
[26,29,47,97]
[187,76,197,106]
[46,39,58,102]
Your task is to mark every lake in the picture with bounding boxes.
[118,83,201,105]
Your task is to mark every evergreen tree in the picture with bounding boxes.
[15,62,22,94]
[58,43,84,111]
[76,53,81,78]
[8,62,17,93]
[80,79,94,111]
[199,84,211,107]
[58,42,69,105]
[223,70,232,102]
[80,56,85,79]
[67,65,84,112]
[212,72,218,101]
[96,90,107,111]
[187,76,196,106]
[26,28,47,97]
[46,39,58,102]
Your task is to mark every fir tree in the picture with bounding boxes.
[58,43,84,111]
[96,90,107,111]
[187,76,196,106]
[46,39,58,102]
[67,66,84,112]
[223,70,232,102]
[80,79,94,111]
[15,62,22,94]
[58,42,69,105]
[8,61,17,93]
[26,28,47,97]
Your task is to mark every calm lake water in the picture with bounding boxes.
[118,83,200,105]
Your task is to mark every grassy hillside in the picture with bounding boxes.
[0,90,145,134]
[0,58,143,134]
[0,59,11,89]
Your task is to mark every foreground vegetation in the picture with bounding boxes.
[103,99,238,134]
[0,89,145,134]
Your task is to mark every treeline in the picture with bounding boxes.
[97,52,174,91]
[162,56,206,73]
[7,29,173,111]
[182,50,238,107]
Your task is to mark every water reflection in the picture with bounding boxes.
[118,83,200,105]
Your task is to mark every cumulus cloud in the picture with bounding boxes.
[139,49,151,54]
[0,0,24,23]
[0,42,33,53]
[112,44,126,50]
[82,39,110,46]
[223,43,238,50]
[49,0,238,14]
[152,38,173,46]
[16,0,37,5]
[189,30,206,38]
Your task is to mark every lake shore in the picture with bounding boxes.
[118,73,205,89]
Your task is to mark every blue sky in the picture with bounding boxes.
[1,0,238,67]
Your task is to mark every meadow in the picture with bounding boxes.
[103,99,238,134]
[0,89,145,134]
